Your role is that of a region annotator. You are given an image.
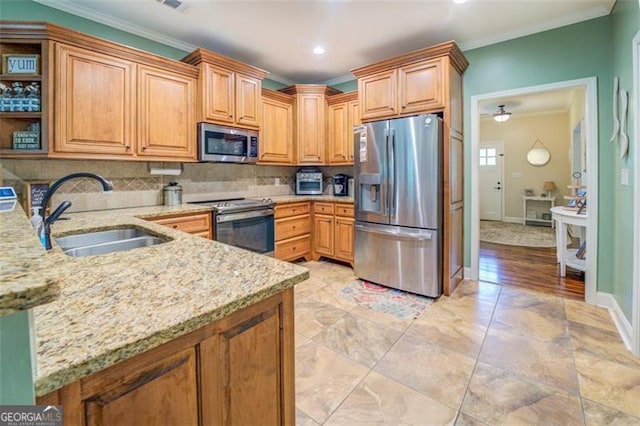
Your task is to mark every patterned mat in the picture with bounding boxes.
[480,220,556,247]
[339,280,433,319]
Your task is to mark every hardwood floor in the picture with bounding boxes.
[479,241,585,299]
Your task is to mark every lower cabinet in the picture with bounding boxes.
[146,211,212,239]
[311,202,354,266]
[37,288,295,426]
[275,202,311,262]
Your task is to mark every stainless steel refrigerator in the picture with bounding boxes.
[354,114,443,297]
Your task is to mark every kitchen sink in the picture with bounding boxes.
[55,227,169,258]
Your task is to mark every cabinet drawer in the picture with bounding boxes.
[313,202,334,215]
[275,202,310,219]
[276,215,310,241]
[150,212,212,237]
[275,234,310,261]
[334,204,354,217]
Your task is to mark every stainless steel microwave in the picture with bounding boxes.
[198,122,258,164]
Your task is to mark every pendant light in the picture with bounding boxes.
[493,104,512,123]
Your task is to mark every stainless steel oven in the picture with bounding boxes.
[190,198,274,256]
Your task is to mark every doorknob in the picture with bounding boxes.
[494,187,501,190]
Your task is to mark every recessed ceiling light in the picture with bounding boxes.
[313,46,325,55]
[453,0,467,4]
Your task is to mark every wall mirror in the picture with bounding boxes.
[527,139,551,167]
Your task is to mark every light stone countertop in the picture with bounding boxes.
[26,204,309,397]
[0,202,61,316]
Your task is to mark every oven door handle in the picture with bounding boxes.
[216,209,274,223]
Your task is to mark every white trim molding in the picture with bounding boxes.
[33,0,198,52]
[631,30,640,357]
[596,292,633,351]
[470,77,599,306]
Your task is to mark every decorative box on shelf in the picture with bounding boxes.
[12,131,40,150]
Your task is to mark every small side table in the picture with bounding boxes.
[551,206,587,277]
[522,196,555,227]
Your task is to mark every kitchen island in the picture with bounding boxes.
[6,204,308,425]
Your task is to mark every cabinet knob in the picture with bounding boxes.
[292,246,296,250]
[173,225,178,229]
[125,145,131,151]
[142,146,147,151]
[292,226,296,229]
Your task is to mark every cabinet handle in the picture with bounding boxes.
[292,226,296,229]
[292,246,296,250]
[125,145,131,151]
[173,225,178,229]
[402,105,406,109]
[228,115,233,118]
[142,146,147,151]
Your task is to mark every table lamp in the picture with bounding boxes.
[543,181,556,198]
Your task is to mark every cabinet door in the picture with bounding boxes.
[200,305,284,425]
[347,100,360,163]
[398,59,445,114]
[296,94,325,164]
[84,348,198,426]
[138,65,196,160]
[260,95,294,163]
[203,63,235,124]
[335,216,355,262]
[358,69,397,120]
[327,102,349,164]
[55,43,135,156]
[236,73,261,128]
[313,214,334,256]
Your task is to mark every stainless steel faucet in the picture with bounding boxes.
[40,172,113,250]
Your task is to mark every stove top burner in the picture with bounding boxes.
[190,198,274,214]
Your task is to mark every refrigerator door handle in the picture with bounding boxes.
[388,127,396,219]
[355,224,433,242]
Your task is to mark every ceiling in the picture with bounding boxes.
[479,86,585,119]
[34,0,615,85]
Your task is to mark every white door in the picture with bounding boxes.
[479,142,504,221]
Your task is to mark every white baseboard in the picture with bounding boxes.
[503,216,522,224]
[595,291,633,351]
[464,267,473,280]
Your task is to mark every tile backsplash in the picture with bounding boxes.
[1,159,353,213]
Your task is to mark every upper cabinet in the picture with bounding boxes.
[182,49,268,130]
[326,92,359,165]
[352,43,466,122]
[259,88,294,164]
[0,22,199,162]
[0,23,52,159]
[279,84,341,165]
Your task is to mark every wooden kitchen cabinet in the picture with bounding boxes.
[352,41,468,295]
[355,57,444,121]
[259,89,295,164]
[182,49,268,130]
[147,211,212,239]
[327,92,359,165]
[37,289,295,426]
[54,43,136,157]
[279,85,341,165]
[51,28,199,162]
[275,202,311,262]
[311,202,354,266]
[0,24,52,158]
[137,65,196,160]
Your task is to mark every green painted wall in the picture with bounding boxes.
[610,0,638,320]
[462,16,616,294]
[0,311,35,404]
[332,80,358,93]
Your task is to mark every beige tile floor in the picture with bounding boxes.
[294,260,640,426]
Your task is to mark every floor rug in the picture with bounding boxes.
[339,280,433,319]
[480,220,556,247]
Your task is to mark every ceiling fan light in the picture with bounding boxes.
[493,105,511,123]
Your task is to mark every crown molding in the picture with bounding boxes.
[459,6,612,51]
[32,0,197,53]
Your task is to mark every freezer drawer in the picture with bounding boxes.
[354,222,441,298]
